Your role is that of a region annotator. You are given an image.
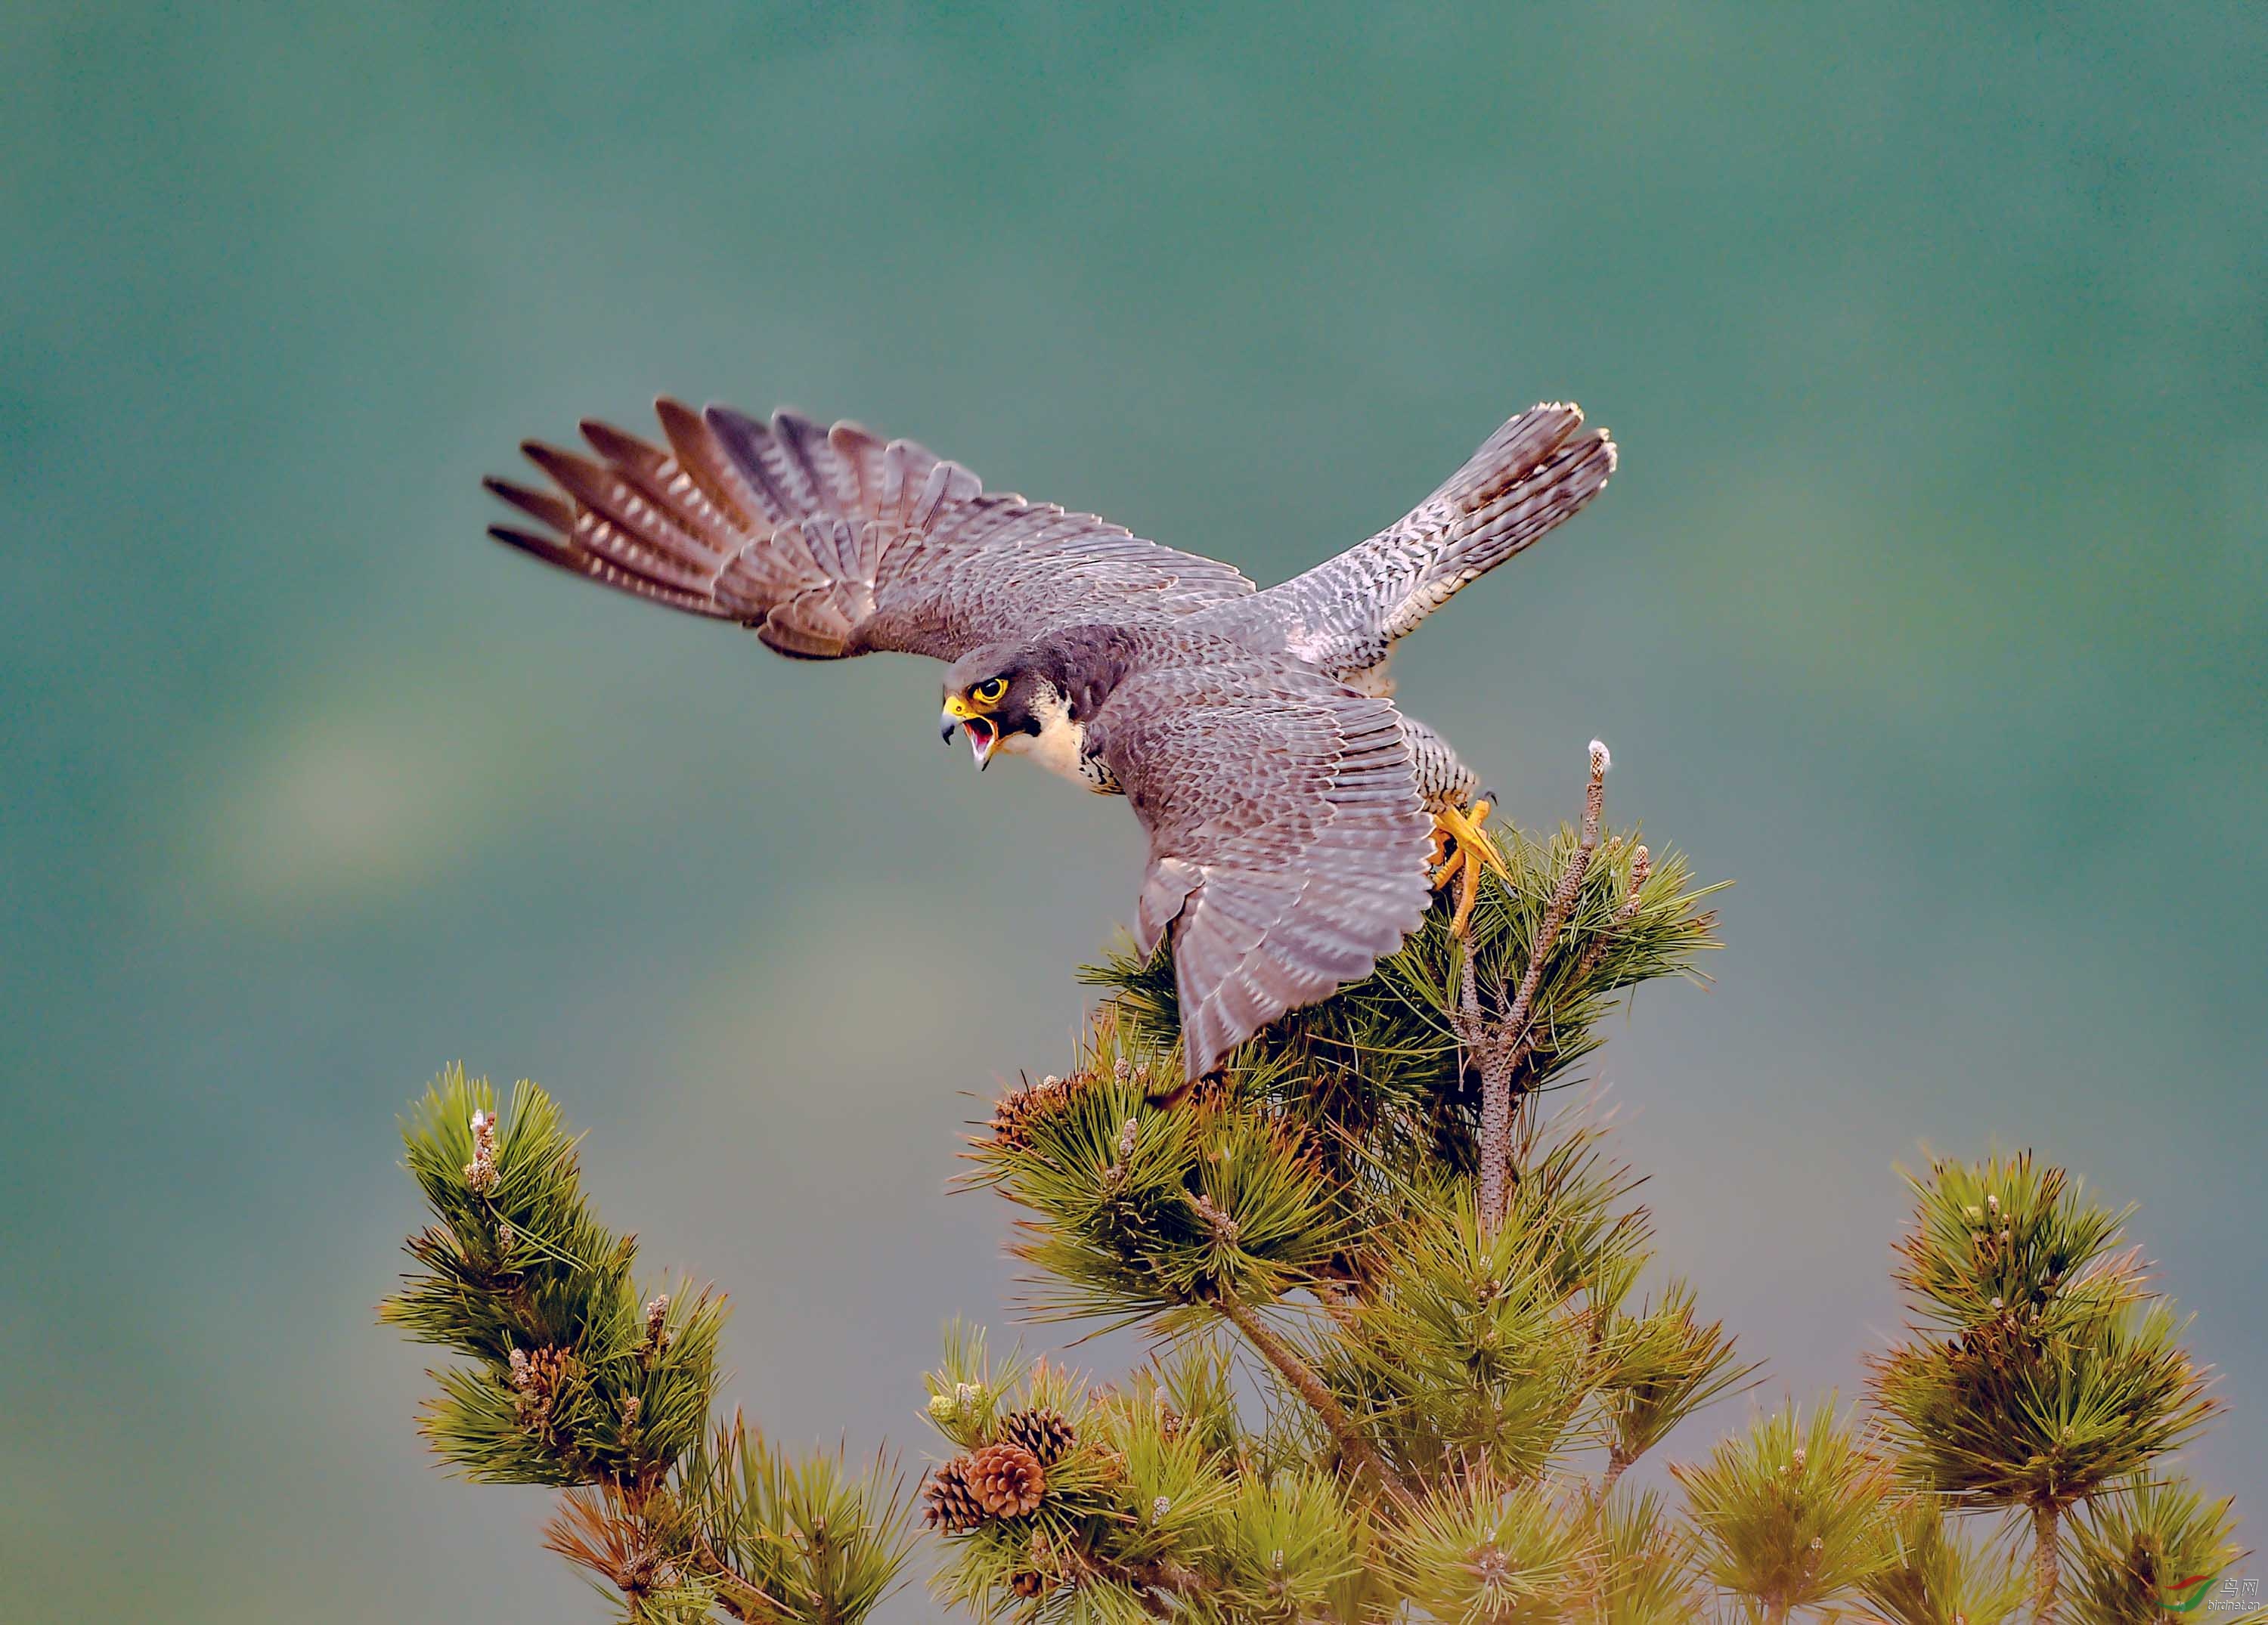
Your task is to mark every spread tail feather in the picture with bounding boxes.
[1246,403,1616,677]
[1384,403,1617,639]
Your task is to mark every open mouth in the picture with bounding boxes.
[962,715,997,766]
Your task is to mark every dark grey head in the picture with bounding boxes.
[937,629,1133,771]
[939,641,1052,769]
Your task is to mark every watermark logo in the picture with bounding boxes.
[2159,1573,2260,1614]
[2160,1572,2218,1614]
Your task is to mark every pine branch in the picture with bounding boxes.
[1320,1183,1596,1488]
[1594,1277,1761,1484]
[382,1069,913,1623]
[1467,741,1613,1232]
[1576,842,1651,981]
[1213,1295,1397,1496]
[1869,1153,2220,1518]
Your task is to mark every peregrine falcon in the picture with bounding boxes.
[486,399,1616,1076]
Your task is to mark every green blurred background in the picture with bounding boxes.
[3,3,2261,1617]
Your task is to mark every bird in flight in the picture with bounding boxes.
[486,399,1615,1076]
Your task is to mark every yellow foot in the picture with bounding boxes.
[1430,798,1507,936]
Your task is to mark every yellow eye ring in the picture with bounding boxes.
[971,676,1009,705]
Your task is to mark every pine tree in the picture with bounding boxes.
[383,745,2256,1623]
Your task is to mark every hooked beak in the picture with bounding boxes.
[940,696,998,769]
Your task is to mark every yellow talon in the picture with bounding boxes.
[1449,851,1482,936]
[1443,798,1507,877]
[1430,797,1506,936]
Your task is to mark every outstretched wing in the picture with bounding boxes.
[1239,402,1616,677]
[1095,655,1434,1078]
[485,401,1254,660]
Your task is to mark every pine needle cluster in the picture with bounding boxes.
[1869,1151,2238,1623]
[1672,1399,1895,1622]
[380,1067,915,1623]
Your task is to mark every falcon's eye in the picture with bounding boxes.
[971,676,1009,705]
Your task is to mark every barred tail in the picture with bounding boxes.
[1380,403,1617,641]
[1249,403,1616,676]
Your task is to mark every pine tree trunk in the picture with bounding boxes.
[2031,1499,2061,1623]
[1477,1045,1516,1230]
[1599,1447,1632,1497]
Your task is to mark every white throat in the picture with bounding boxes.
[993,681,1117,793]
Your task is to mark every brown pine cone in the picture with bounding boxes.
[1008,1569,1049,1599]
[999,1406,1077,1467]
[967,1440,1046,1517]
[987,1073,1086,1152]
[922,1456,986,1532]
